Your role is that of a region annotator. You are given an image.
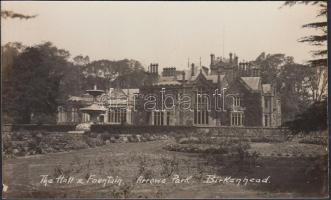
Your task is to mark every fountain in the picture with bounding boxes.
[80,85,107,123]
[69,85,107,134]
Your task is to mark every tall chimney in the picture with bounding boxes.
[191,63,195,76]
[155,63,159,74]
[229,53,233,63]
[217,70,221,84]
[247,62,251,76]
[234,55,238,65]
[210,54,215,66]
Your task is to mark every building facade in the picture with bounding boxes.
[137,53,282,127]
[58,53,281,127]
[57,88,139,125]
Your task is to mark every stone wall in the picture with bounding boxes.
[90,124,290,140]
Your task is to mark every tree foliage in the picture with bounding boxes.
[282,1,327,132]
[2,42,71,123]
[81,59,151,90]
[253,52,319,122]
[284,97,327,134]
[283,1,327,67]
[1,10,37,19]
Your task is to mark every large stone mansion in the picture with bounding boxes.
[57,53,282,127]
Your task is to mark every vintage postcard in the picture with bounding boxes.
[1,1,328,199]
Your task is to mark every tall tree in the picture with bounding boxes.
[282,1,327,131]
[82,59,149,90]
[73,55,90,66]
[279,63,317,122]
[283,1,327,101]
[284,1,327,67]
[3,42,71,123]
[253,52,318,122]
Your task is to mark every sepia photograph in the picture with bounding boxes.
[1,1,329,199]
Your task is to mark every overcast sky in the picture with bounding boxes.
[1,1,322,70]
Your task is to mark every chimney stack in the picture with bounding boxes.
[191,63,195,76]
[229,53,233,63]
[155,63,158,74]
[234,54,239,65]
[210,54,215,66]
[149,63,159,74]
[149,63,153,73]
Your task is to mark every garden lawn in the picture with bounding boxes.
[3,140,328,198]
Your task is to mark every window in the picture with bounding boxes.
[57,106,66,123]
[194,89,209,125]
[153,111,164,126]
[166,111,170,126]
[233,96,241,107]
[264,114,269,127]
[264,97,269,109]
[231,112,244,126]
[82,113,89,123]
[108,108,126,124]
[71,108,78,122]
[194,109,209,125]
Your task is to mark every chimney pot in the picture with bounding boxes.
[191,63,195,76]
[210,54,215,66]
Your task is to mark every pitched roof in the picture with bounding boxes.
[240,77,261,91]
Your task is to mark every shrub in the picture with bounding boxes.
[11,124,76,132]
[178,136,200,144]
[160,155,179,178]
[250,136,282,143]
[298,137,327,145]
[284,98,327,134]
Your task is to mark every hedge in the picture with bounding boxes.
[9,124,76,132]
[90,124,196,134]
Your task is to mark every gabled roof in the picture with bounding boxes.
[240,77,261,91]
